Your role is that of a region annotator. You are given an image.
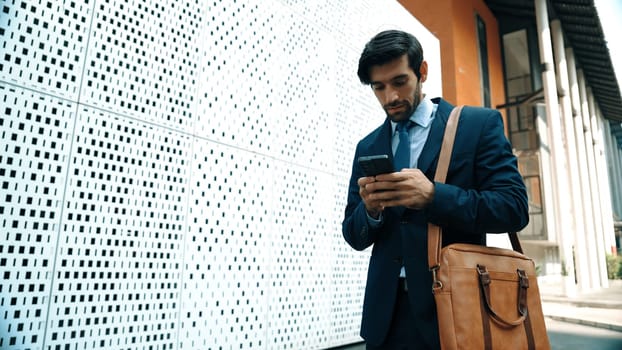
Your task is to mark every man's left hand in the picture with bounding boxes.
[364,169,434,209]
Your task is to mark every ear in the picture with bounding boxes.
[419,60,428,82]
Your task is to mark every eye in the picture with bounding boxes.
[392,78,407,87]
[371,83,385,91]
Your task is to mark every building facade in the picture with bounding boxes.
[401,0,622,295]
[0,1,436,349]
[1,0,620,349]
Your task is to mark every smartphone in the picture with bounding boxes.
[358,154,394,176]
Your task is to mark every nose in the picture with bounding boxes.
[384,87,399,104]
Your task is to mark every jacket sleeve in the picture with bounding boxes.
[342,146,382,251]
[426,109,529,233]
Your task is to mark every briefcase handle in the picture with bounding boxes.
[426,106,524,273]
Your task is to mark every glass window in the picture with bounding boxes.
[476,14,490,108]
[502,29,546,239]
[503,29,538,151]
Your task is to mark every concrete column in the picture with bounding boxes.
[589,95,615,287]
[562,47,591,291]
[604,122,622,219]
[613,144,622,216]
[551,19,584,289]
[577,69,601,289]
[614,135,622,219]
[616,144,622,216]
[535,105,558,250]
[587,88,609,286]
[607,124,622,218]
[616,142,622,218]
[602,120,618,213]
[535,0,576,294]
[594,109,617,256]
[618,145,622,214]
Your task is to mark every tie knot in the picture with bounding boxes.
[397,120,413,132]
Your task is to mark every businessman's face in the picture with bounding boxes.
[369,54,427,122]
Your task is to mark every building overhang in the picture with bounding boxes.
[485,0,622,124]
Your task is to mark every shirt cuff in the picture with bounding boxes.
[366,211,383,227]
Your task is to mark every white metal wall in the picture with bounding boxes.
[0,1,440,349]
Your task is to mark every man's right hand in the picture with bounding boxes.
[358,176,384,219]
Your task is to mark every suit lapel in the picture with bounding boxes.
[368,118,394,161]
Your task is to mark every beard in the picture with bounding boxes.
[383,83,422,122]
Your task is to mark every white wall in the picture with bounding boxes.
[0,1,440,349]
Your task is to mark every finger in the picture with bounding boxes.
[379,195,415,208]
[375,171,408,182]
[401,168,419,173]
[357,176,376,187]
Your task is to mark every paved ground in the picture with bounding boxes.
[546,318,622,350]
[330,279,622,349]
[540,279,622,332]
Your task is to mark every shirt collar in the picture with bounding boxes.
[390,95,434,134]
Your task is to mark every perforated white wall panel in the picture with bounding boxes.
[0,0,440,349]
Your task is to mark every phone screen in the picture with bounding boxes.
[358,155,393,176]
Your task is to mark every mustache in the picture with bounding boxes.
[384,101,408,108]
[384,101,409,109]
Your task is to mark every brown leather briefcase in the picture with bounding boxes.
[429,106,551,349]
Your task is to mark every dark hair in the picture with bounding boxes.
[357,30,424,84]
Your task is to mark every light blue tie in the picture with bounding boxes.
[394,120,413,171]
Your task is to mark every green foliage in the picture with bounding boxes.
[560,260,568,276]
[606,254,622,280]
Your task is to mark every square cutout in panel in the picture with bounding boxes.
[0,84,75,350]
[0,2,92,99]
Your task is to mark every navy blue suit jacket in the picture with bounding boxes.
[342,98,529,347]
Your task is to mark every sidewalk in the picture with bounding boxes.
[539,279,622,332]
[331,280,622,350]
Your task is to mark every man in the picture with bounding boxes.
[342,30,529,349]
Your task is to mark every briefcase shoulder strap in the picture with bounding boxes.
[427,105,462,270]
[427,106,523,272]
[433,106,462,184]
